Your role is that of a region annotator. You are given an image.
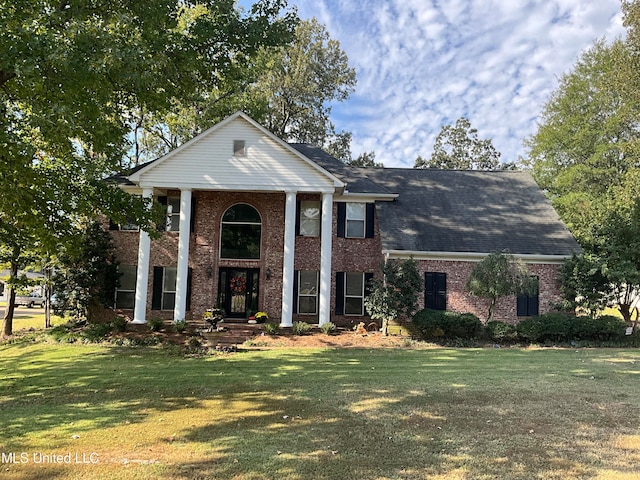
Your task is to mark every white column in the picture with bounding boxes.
[319,192,333,326]
[132,187,154,324]
[174,189,192,322]
[280,191,297,327]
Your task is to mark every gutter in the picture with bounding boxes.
[383,250,571,265]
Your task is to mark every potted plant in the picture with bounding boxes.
[255,311,268,323]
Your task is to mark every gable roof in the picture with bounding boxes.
[126,112,344,192]
[360,168,580,257]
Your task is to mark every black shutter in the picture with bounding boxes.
[186,268,193,311]
[337,203,346,238]
[529,294,539,317]
[425,272,446,311]
[517,294,528,316]
[157,196,168,232]
[109,219,119,231]
[293,270,299,314]
[151,267,163,310]
[435,273,447,311]
[518,292,539,317]
[295,201,301,236]
[190,196,196,233]
[425,272,435,309]
[335,272,345,315]
[365,203,375,238]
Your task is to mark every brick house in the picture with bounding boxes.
[110,112,580,327]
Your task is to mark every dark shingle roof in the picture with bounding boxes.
[289,143,392,195]
[360,168,580,256]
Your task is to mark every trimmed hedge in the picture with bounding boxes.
[411,309,483,340]
[516,313,626,343]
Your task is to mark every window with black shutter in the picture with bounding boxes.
[337,202,375,238]
[425,272,447,311]
[516,277,540,317]
[517,276,539,316]
[151,266,192,311]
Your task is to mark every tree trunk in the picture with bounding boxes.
[487,297,497,321]
[619,303,632,324]
[2,261,18,337]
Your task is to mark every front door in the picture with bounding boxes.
[218,268,259,318]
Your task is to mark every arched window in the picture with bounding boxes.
[220,204,261,259]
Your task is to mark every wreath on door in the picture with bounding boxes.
[230,276,246,294]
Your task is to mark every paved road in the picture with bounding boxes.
[0,306,46,318]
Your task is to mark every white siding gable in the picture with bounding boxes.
[129,113,342,193]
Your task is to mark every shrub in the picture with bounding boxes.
[516,313,627,343]
[173,319,187,333]
[411,309,482,340]
[320,322,337,335]
[83,323,113,342]
[111,316,127,332]
[485,321,517,341]
[263,322,279,335]
[148,317,165,332]
[292,321,312,336]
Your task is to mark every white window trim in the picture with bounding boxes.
[299,200,321,237]
[344,272,365,316]
[297,270,319,315]
[219,204,262,260]
[162,266,177,311]
[165,196,181,232]
[346,202,366,238]
[115,265,137,309]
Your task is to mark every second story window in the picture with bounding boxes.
[337,202,375,239]
[220,204,261,259]
[299,201,320,236]
[346,203,366,238]
[165,197,180,232]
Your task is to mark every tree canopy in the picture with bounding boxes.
[133,17,357,164]
[526,38,640,243]
[364,258,422,335]
[466,251,534,321]
[414,117,501,170]
[0,0,297,336]
[526,1,640,320]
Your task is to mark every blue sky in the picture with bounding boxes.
[284,0,625,167]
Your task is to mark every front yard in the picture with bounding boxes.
[1,342,639,479]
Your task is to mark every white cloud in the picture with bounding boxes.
[296,0,625,167]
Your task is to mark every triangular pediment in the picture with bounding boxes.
[128,112,343,193]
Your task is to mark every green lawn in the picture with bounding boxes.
[0,343,639,479]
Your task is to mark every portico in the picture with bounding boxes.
[125,112,343,326]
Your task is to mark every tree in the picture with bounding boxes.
[466,251,534,321]
[1,0,297,336]
[559,191,640,323]
[364,258,423,336]
[414,117,501,170]
[346,151,384,167]
[526,38,640,243]
[258,18,357,151]
[52,221,119,321]
[132,17,357,165]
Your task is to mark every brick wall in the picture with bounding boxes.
[416,259,563,323]
[110,197,563,326]
[110,192,384,326]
